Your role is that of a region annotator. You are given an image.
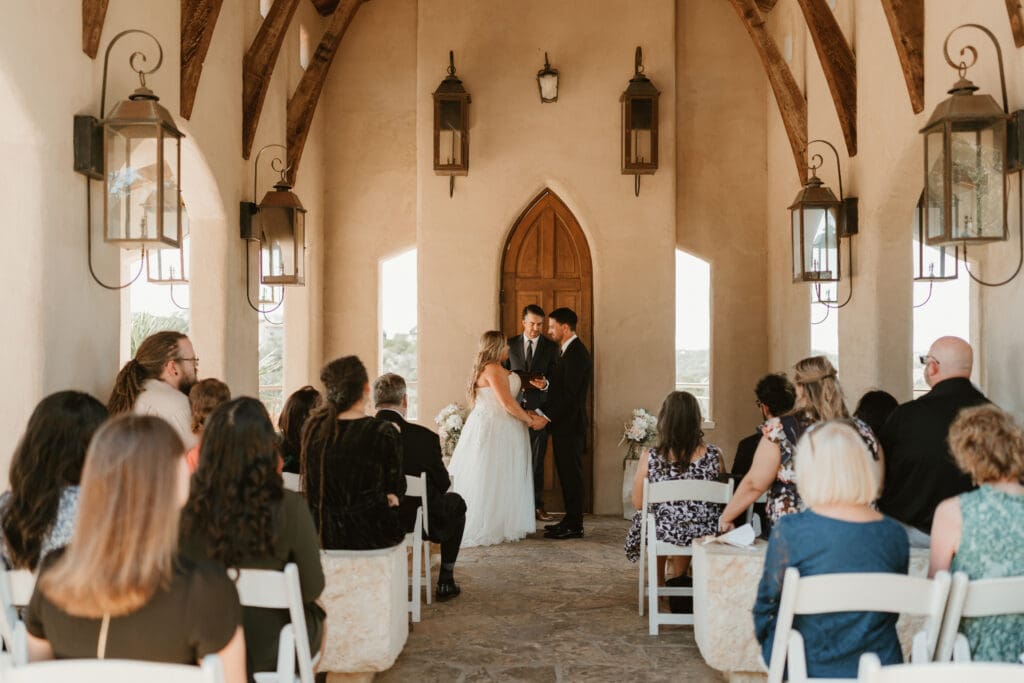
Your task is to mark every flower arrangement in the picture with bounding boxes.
[621,408,658,461]
[435,403,468,460]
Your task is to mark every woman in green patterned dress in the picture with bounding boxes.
[930,404,1024,663]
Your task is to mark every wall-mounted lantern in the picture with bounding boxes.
[240,144,306,312]
[621,46,659,196]
[73,30,184,289]
[920,23,1024,287]
[537,52,559,103]
[433,51,471,197]
[788,139,858,307]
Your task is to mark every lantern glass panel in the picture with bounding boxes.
[801,206,838,280]
[925,130,946,241]
[915,197,954,280]
[438,100,463,167]
[161,133,181,245]
[146,235,190,284]
[106,123,160,243]
[259,207,304,285]
[538,73,558,101]
[950,123,1005,240]
[628,98,654,165]
[791,210,803,281]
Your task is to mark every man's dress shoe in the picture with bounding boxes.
[543,526,583,540]
[436,579,461,601]
[543,521,564,532]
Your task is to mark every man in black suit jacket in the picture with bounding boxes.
[533,307,592,539]
[503,304,560,521]
[373,373,467,601]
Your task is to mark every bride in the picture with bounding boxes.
[449,331,541,547]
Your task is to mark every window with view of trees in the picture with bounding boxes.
[124,253,189,362]
[259,308,284,421]
[381,249,418,420]
[675,249,711,419]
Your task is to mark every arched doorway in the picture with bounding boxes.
[501,189,594,512]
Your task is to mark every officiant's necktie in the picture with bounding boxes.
[526,340,534,371]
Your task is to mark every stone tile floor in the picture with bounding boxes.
[376,515,726,682]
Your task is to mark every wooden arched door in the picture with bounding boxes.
[501,189,593,513]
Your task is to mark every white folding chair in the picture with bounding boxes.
[281,473,302,492]
[234,563,317,683]
[639,477,734,634]
[857,652,1024,682]
[935,571,1024,662]
[0,654,224,682]
[0,569,35,656]
[767,569,952,683]
[404,473,431,622]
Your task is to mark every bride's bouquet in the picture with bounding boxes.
[435,403,468,459]
[621,408,658,461]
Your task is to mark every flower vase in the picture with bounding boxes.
[622,442,644,520]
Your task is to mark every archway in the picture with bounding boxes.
[500,188,594,512]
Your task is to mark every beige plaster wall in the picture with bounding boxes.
[0,0,328,484]
[414,0,677,514]
[676,0,769,464]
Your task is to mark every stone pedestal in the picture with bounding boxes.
[320,544,409,673]
[622,458,640,520]
[691,540,931,681]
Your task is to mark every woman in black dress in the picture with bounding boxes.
[278,385,321,474]
[301,356,405,549]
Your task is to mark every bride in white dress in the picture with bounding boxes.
[449,331,540,547]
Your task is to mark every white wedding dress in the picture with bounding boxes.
[448,372,536,547]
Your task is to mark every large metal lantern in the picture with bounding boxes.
[914,191,958,282]
[433,51,471,197]
[921,25,1012,246]
[257,179,306,286]
[536,52,559,103]
[621,46,659,196]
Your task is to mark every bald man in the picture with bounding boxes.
[878,336,989,547]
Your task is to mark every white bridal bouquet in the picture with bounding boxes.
[435,403,468,460]
[621,408,658,461]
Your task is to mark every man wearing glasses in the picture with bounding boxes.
[877,336,988,548]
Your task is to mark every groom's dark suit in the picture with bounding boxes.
[503,333,559,508]
[542,336,592,531]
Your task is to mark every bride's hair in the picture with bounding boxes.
[467,331,507,406]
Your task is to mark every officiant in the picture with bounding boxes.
[504,304,559,522]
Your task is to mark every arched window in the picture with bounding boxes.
[121,246,190,364]
[258,291,285,421]
[676,249,711,418]
[912,241,969,397]
[381,249,418,419]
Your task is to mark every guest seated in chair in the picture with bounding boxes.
[184,378,231,473]
[374,373,467,601]
[718,356,880,532]
[301,356,406,549]
[930,404,1024,662]
[0,391,107,570]
[853,389,898,440]
[753,420,908,679]
[181,397,326,677]
[624,391,722,587]
[278,385,321,475]
[24,415,246,683]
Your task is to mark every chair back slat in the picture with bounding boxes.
[647,479,733,505]
[961,575,1024,616]
[405,473,426,498]
[5,570,34,607]
[792,572,948,617]
[0,656,224,683]
[282,473,302,492]
[858,652,1024,683]
[235,569,291,609]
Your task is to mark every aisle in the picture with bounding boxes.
[378,515,725,682]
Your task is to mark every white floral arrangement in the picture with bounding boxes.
[621,408,658,460]
[435,403,468,459]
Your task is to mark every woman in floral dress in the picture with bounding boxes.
[624,391,722,585]
[718,356,881,531]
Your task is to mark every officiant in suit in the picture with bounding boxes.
[534,307,592,539]
[374,373,466,601]
[503,304,560,522]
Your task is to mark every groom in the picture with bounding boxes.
[503,304,560,522]
[533,307,592,540]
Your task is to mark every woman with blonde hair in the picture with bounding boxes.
[23,415,245,682]
[753,420,908,678]
[930,404,1024,662]
[449,331,542,546]
[719,355,881,531]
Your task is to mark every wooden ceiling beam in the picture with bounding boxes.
[880,0,924,114]
[310,0,340,17]
[727,0,808,182]
[1006,0,1024,48]
[82,0,109,58]
[286,0,363,184]
[243,0,302,159]
[180,0,224,120]
[796,0,856,156]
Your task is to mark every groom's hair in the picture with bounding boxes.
[521,304,545,319]
[373,373,407,407]
[548,307,578,331]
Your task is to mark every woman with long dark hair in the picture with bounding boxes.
[181,397,325,676]
[278,385,321,474]
[1,391,108,570]
[624,391,722,585]
[301,356,405,549]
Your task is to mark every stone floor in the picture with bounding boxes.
[375,515,726,682]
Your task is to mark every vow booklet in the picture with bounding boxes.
[702,523,756,548]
